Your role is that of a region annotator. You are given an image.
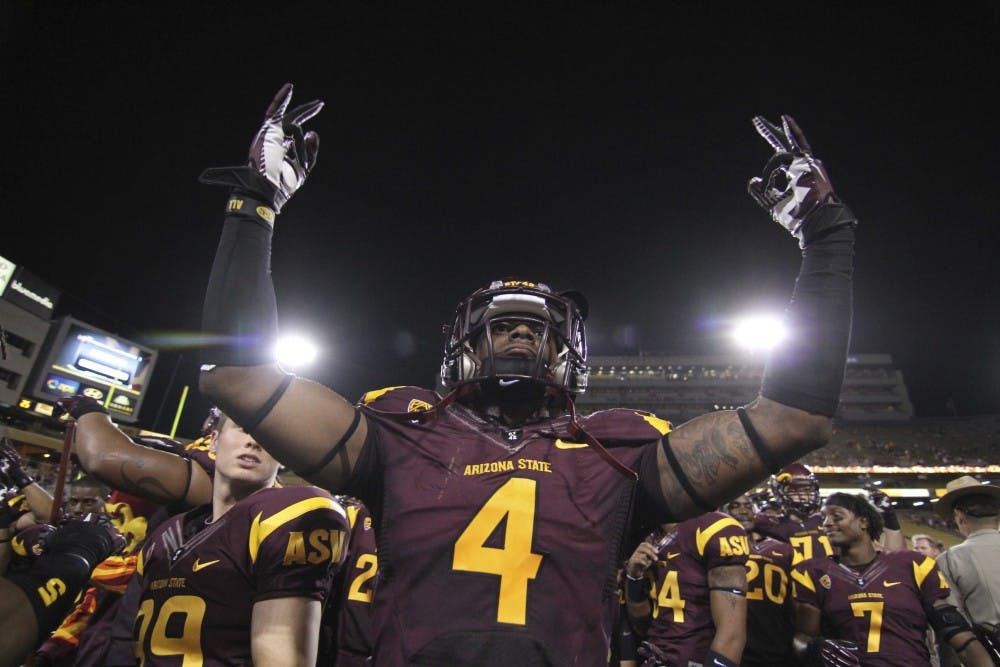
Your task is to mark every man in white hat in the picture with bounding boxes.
[934,476,1000,637]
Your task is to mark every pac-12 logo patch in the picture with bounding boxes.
[819,574,832,590]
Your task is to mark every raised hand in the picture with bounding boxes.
[200,83,324,213]
[54,395,108,421]
[748,115,849,247]
[0,438,33,489]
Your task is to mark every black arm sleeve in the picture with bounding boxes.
[201,195,279,367]
[761,212,855,417]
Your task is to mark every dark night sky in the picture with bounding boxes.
[2,3,998,436]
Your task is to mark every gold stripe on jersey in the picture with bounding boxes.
[136,547,145,576]
[361,386,407,404]
[636,412,672,435]
[346,504,360,529]
[249,496,343,564]
[695,516,742,556]
[913,556,938,589]
[791,568,815,593]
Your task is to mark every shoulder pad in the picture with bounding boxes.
[576,408,671,444]
[359,385,441,414]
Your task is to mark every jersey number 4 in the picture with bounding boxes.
[452,477,543,625]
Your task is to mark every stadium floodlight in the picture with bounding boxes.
[275,335,319,369]
[732,315,786,351]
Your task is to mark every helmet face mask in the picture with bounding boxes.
[771,463,821,517]
[441,279,589,394]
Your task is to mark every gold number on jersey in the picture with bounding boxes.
[452,477,543,625]
[347,553,378,603]
[133,595,206,666]
[652,569,686,622]
[745,560,788,604]
[851,601,884,652]
[790,535,833,564]
[817,535,833,556]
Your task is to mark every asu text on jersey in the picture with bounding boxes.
[133,486,348,666]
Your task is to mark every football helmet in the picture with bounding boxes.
[440,278,589,394]
[771,462,821,516]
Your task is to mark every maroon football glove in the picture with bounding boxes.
[0,437,33,489]
[748,115,849,247]
[808,638,860,667]
[54,395,109,420]
[199,83,323,213]
[41,514,126,564]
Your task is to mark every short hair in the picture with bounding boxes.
[911,533,943,551]
[954,494,1000,518]
[69,474,108,497]
[825,492,884,541]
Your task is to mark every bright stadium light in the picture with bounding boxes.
[275,335,319,368]
[732,316,786,351]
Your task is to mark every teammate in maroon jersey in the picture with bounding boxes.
[195,85,857,664]
[322,495,377,666]
[624,513,749,666]
[791,492,991,667]
[725,494,797,667]
[754,463,834,566]
[133,412,349,666]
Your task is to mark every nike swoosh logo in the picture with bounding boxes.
[192,558,220,572]
[772,551,785,557]
[498,379,519,386]
[666,552,680,559]
[555,439,588,449]
[883,580,901,587]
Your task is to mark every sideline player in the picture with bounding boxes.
[726,494,797,667]
[791,493,991,667]
[624,514,748,666]
[755,463,835,565]
[197,84,857,663]
[132,412,350,665]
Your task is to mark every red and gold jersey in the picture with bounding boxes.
[641,513,749,665]
[754,512,834,565]
[133,486,348,666]
[325,495,377,666]
[743,537,796,666]
[792,551,950,667]
[350,385,671,666]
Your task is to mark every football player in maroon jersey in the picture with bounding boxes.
[754,463,834,566]
[725,494,797,667]
[792,493,991,667]
[131,413,350,666]
[195,85,857,664]
[624,514,749,666]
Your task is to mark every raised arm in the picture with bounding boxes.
[198,84,368,491]
[654,115,856,519]
[0,439,53,522]
[55,397,212,507]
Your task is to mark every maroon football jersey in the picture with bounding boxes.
[325,495,377,667]
[742,537,796,666]
[133,486,349,666]
[792,551,950,667]
[350,386,671,666]
[640,513,749,665]
[754,512,834,565]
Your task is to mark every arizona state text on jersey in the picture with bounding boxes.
[792,551,950,667]
[349,386,672,666]
[133,486,348,666]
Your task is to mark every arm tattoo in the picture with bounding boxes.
[117,457,185,505]
[683,415,743,486]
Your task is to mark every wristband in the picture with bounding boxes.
[625,574,650,604]
[225,193,276,228]
[703,649,738,667]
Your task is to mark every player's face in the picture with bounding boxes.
[821,504,867,547]
[912,537,938,557]
[726,495,755,529]
[476,319,558,366]
[66,485,104,518]
[786,482,817,506]
[211,419,280,487]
